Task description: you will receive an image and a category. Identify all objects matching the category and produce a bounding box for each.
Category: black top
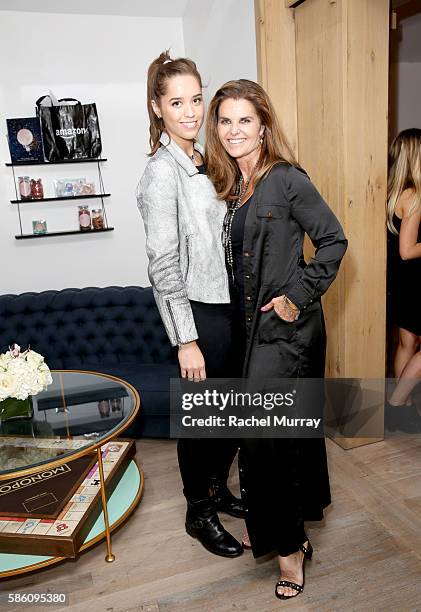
[229,197,252,313]
[388,212,421,335]
[196,163,207,175]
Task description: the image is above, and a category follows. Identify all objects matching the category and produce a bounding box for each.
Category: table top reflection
[0,370,139,478]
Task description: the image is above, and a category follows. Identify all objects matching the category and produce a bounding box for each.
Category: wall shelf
[11,194,111,204]
[5,158,108,167]
[15,228,114,240]
[7,157,112,239]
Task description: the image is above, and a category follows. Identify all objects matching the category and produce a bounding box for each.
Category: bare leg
[242,527,251,548]
[390,346,421,406]
[390,329,421,405]
[394,328,419,378]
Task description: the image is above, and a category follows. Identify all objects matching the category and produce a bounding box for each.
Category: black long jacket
[237,162,348,558]
[240,162,348,377]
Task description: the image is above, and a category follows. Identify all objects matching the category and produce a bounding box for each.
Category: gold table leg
[97,446,115,562]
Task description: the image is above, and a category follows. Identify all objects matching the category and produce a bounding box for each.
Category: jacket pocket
[257,309,297,344]
[256,204,286,219]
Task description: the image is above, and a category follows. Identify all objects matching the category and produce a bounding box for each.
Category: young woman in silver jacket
[137,51,244,558]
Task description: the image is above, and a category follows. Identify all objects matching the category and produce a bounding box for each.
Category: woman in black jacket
[206,80,348,600]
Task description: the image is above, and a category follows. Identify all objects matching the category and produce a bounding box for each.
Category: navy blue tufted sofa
[0,286,178,438]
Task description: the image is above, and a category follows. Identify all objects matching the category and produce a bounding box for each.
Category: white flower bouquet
[0,344,53,422]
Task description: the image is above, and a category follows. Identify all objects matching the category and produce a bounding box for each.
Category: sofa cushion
[0,286,176,368]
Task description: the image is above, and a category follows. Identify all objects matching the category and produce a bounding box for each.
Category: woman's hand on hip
[261,295,299,322]
[178,341,206,381]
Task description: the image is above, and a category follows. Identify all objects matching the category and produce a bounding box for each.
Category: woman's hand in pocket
[261,295,299,322]
[178,341,206,381]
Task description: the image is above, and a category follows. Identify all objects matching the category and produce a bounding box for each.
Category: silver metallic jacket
[137,132,230,347]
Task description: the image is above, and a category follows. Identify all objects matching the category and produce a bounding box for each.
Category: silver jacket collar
[159,132,204,177]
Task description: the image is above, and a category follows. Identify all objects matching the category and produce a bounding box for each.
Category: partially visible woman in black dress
[386,129,421,431]
[205,80,347,600]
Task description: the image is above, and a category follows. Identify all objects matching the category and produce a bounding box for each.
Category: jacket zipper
[166,299,181,344]
[185,234,191,282]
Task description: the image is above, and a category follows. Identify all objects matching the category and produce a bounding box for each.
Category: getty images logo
[55,127,87,136]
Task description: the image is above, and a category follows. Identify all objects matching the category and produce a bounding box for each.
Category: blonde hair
[387,128,421,234]
[146,50,202,156]
[205,79,298,201]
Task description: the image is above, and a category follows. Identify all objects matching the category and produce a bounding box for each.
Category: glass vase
[0,396,34,422]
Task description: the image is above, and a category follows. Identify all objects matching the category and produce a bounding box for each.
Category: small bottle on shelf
[18,176,32,200]
[32,219,48,234]
[91,209,105,230]
[30,178,44,199]
[78,205,91,231]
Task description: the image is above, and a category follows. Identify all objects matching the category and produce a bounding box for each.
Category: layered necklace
[222,168,255,285]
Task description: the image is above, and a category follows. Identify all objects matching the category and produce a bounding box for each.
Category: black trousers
[177,300,240,501]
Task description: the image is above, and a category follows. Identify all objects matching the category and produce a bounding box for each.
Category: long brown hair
[147,50,202,156]
[205,79,297,200]
[387,128,421,234]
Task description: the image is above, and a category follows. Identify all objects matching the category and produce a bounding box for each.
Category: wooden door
[255,0,390,447]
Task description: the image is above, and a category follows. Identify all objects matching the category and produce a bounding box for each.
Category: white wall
[0,10,184,294]
[0,2,258,295]
[393,62,421,133]
[389,11,421,138]
[183,0,257,107]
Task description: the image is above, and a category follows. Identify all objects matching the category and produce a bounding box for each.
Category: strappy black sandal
[275,540,313,600]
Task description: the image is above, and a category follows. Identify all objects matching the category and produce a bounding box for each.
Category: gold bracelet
[283,295,299,312]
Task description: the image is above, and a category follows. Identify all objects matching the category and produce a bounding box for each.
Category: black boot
[185,498,243,558]
[209,477,247,519]
[385,401,421,434]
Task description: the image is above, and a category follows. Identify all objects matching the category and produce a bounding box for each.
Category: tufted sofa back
[0,286,175,369]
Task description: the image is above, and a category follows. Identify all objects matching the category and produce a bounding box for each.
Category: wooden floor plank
[1,437,421,611]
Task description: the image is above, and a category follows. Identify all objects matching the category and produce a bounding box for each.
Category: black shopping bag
[36,95,102,161]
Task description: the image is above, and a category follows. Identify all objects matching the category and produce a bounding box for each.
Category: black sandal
[275,540,313,600]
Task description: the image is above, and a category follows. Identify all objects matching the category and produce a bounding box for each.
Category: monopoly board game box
[0,454,97,520]
[0,440,135,557]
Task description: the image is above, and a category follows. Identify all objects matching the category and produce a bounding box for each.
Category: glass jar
[78,205,91,231]
[110,398,122,413]
[30,178,44,199]
[32,219,48,235]
[91,209,104,230]
[98,400,110,418]
[18,176,32,200]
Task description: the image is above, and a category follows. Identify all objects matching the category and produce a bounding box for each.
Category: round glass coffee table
[0,370,142,579]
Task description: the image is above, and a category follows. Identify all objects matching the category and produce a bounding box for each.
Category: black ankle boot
[185,498,243,558]
[209,477,247,519]
[385,401,421,434]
